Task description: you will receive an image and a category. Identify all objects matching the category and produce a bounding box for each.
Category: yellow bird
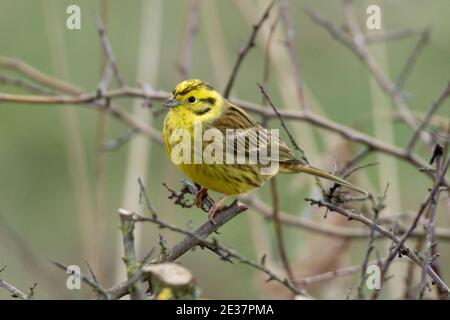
[162,79,366,222]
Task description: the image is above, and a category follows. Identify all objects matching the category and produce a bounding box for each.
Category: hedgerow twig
[223,0,275,98]
[0,266,35,300]
[406,82,450,153]
[419,145,445,299]
[118,209,144,300]
[305,186,450,297]
[395,28,430,90]
[52,261,110,299]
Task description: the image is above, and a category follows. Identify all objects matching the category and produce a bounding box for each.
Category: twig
[165,205,247,261]
[305,4,429,146]
[114,207,306,297]
[357,187,387,299]
[0,90,162,143]
[0,57,162,143]
[395,28,430,90]
[223,0,275,98]
[305,194,450,296]
[261,15,279,95]
[138,177,157,217]
[0,56,81,94]
[257,83,309,163]
[103,129,135,151]
[342,0,422,137]
[52,260,110,299]
[177,0,201,80]
[0,279,30,300]
[357,213,377,299]
[95,15,125,87]
[242,194,450,240]
[270,178,295,287]
[0,266,34,300]
[0,74,54,94]
[342,161,379,180]
[370,157,450,299]
[406,82,450,153]
[365,27,425,44]
[118,209,144,300]
[84,260,99,284]
[296,257,404,286]
[419,145,445,299]
[0,66,446,187]
[0,214,71,297]
[280,0,306,110]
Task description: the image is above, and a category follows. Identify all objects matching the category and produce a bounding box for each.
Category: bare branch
[118,209,145,300]
[95,15,125,88]
[270,178,296,286]
[395,28,430,90]
[223,0,275,98]
[243,194,450,240]
[0,74,54,94]
[305,3,430,146]
[419,145,445,299]
[177,0,201,80]
[371,157,450,298]
[406,82,450,153]
[52,260,110,299]
[0,267,34,300]
[257,83,309,163]
[305,192,450,296]
[365,27,425,44]
[280,0,306,110]
[116,207,307,298]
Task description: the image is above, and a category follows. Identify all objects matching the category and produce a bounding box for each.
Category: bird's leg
[208,195,230,224]
[194,186,211,209]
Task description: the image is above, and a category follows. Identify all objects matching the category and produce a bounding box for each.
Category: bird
[162,79,366,222]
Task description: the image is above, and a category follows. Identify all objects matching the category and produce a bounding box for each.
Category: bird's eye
[188,96,196,103]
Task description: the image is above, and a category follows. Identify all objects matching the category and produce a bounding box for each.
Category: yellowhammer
[162,79,365,222]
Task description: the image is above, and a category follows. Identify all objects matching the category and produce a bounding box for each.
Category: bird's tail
[279,161,367,195]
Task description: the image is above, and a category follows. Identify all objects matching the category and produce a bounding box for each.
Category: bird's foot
[194,187,212,210]
[207,195,230,225]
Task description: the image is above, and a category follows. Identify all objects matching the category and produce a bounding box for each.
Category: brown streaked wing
[207,102,296,163]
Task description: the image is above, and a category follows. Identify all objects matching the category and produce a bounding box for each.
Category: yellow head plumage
[162,79,225,128]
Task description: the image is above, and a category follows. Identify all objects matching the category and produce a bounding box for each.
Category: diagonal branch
[406,82,450,153]
[223,0,275,98]
[0,267,35,300]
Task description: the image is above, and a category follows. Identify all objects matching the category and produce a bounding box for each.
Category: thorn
[429,144,443,165]
[260,254,267,267]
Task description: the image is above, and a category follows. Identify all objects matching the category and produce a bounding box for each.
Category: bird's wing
[207,102,296,163]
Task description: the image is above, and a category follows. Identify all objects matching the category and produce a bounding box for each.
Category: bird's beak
[162,98,180,108]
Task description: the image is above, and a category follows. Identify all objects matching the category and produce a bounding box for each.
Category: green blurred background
[0,0,449,299]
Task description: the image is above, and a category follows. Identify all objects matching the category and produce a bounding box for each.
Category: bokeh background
[0,0,449,299]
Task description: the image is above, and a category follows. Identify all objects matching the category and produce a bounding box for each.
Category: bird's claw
[194,187,210,209]
[208,205,220,225]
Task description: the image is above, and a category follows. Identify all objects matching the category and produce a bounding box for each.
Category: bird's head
[162,79,224,123]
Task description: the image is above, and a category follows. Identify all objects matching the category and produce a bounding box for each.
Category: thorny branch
[306,194,450,297]
[371,156,450,299]
[419,145,446,299]
[0,266,36,300]
[107,180,307,298]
